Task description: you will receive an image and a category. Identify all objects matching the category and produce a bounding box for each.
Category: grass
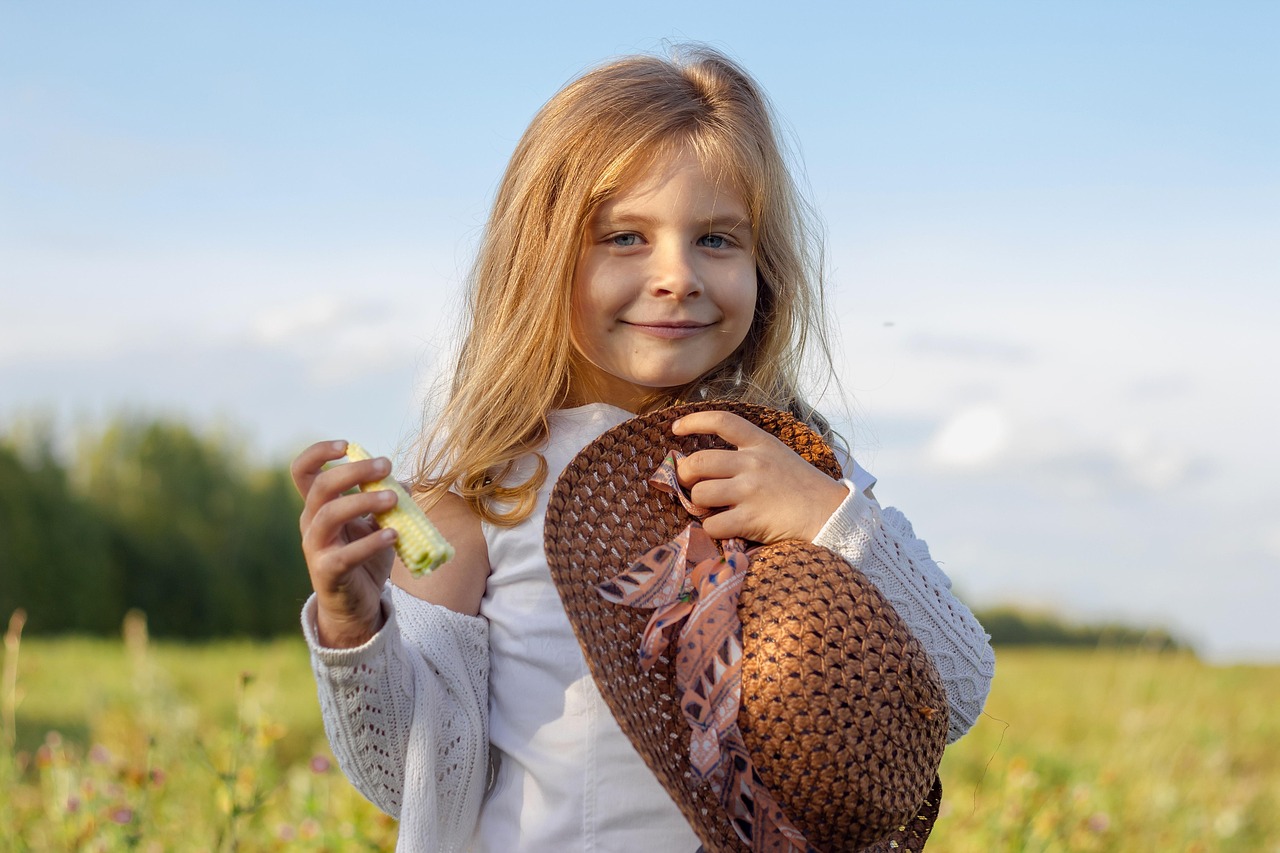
[2,611,396,852]
[4,612,1278,852]
[937,648,1280,852]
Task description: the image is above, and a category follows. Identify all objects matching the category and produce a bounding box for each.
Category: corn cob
[345,441,454,577]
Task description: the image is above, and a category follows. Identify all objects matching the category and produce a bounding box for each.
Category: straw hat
[544,401,948,852]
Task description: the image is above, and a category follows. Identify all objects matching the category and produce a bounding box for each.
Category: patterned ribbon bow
[597,451,814,853]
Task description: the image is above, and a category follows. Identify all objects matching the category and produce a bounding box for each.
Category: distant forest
[0,415,1187,650]
[1,416,308,637]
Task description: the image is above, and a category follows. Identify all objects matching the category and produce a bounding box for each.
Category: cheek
[571,249,605,307]
[568,272,615,360]
[570,284,601,337]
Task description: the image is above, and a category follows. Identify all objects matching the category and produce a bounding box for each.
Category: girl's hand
[291,440,397,648]
[672,411,848,544]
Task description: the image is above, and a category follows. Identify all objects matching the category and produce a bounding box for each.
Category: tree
[2,415,310,638]
[0,437,119,633]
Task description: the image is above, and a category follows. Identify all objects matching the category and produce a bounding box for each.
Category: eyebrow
[591,209,753,235]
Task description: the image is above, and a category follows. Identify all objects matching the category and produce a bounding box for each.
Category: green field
[4,629,1278,852]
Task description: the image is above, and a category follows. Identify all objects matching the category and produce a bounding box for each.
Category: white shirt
[477,403,699,850]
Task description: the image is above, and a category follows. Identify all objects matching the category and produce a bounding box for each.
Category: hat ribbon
[597,451,815,852]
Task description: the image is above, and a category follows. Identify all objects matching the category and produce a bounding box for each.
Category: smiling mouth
[623,321,714,340]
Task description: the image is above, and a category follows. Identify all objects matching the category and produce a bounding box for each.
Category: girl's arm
[291,442,492,848]
[811,484,995,742]
[672,412,995,743]
[389,491,492,616]
[302,585,489,845]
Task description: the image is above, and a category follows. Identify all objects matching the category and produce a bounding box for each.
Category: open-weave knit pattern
[304,586,490,853]
[545,402,948,852]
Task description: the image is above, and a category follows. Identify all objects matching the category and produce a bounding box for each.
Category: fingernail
[333,440,347,452]
[670,418,682,432]
[375,458,391,473]
[381,528,397,541]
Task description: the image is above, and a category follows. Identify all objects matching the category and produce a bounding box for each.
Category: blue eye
[610,234,640,247]
[698,234,729,249]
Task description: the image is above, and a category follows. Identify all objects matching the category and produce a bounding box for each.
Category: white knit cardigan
[303,417,995,852]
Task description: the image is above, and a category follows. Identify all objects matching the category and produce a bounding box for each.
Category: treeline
[979,606,1186,651]
[2,415,1190,648]
[1,416,310,638]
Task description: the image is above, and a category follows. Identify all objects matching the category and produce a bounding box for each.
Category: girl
[291,45,995,852]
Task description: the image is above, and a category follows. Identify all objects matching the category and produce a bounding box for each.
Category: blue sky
[2,2,1278,660]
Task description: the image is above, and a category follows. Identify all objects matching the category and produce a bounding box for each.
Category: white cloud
[1261,527,1280,563]
[247,295,428,384]
[1111,428,1200,493]
[252,295,346,345]
[0,243,461,370]
[925,404,1010,469]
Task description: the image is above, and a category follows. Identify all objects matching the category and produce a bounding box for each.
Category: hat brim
[544,402,947,852]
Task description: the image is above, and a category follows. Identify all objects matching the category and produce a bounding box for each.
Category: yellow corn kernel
[345,441,453,577]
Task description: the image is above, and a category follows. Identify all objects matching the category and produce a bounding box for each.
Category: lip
[622,321,714,340]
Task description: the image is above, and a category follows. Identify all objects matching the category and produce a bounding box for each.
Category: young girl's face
[569,147,757,411]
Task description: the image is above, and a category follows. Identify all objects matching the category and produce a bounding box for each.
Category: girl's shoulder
[391,491,491,617]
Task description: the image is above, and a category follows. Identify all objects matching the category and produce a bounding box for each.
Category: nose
[649,242,702,299]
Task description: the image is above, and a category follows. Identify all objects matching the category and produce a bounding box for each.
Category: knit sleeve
[302,584,490,851]
[812,483,995,743]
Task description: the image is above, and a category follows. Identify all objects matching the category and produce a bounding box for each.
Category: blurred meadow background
[2,1,1278,850]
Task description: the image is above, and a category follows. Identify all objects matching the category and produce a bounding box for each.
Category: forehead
[596,146,751,220]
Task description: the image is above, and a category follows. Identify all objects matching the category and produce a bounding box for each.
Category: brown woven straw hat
[544,401,949,852]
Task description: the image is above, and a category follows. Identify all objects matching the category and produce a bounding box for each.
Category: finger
[320,527,397,582]
[304,489,396,549]
[698,507,756,543]
[319,455,392,498]
[301,455,392,524]
[671,411,767,447]
[686,477,739,511]
[291,439,352,497]
[674,448,743,488]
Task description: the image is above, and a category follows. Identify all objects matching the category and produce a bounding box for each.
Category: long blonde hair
[413,45,837,525]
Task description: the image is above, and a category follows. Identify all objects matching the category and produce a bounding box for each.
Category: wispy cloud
[249,295,429,385]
